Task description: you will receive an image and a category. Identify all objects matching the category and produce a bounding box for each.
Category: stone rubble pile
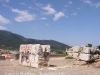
[19,44,50,68]
[67,46,100,61]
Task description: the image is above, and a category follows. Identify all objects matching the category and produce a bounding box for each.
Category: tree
[86,44,92,47]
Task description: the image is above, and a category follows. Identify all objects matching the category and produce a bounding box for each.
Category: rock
[72,53,79,59]
[82,47,91,54]
[79,54,90,61]
[72,46,81,53]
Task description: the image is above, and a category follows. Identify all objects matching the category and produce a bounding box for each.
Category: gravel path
[0,57,100,75]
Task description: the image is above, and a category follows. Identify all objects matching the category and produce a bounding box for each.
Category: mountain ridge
[0,30,71,51]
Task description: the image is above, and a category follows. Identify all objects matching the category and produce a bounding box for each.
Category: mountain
[0,30,71,51]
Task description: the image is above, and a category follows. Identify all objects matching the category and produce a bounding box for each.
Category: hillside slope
[0,30,71,51]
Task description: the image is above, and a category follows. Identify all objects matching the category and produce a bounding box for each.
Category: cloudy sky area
[0,0,100,46]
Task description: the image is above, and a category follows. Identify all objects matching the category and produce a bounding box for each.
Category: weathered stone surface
[41,45,50,67]
[67,46,100,61]
[82,47,91,54]
[72,53,79,59]
[79,54,90,61]
[41,45,50,53]
[72,46,81,53]
[19,44,50,68]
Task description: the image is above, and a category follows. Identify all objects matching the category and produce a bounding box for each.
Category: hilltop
[0,30,71,51]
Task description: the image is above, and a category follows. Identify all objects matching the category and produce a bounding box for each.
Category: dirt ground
[0,57,100,75]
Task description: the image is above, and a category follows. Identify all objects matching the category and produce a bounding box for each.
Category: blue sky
[0,0,100,46]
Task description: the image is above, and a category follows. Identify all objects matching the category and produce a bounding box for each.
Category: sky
[0,0,100,47]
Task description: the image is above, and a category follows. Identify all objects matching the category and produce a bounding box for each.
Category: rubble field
[0,57,100,75]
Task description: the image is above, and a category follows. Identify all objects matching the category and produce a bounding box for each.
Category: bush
[56,50,64,54]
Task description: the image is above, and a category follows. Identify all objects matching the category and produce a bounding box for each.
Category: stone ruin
[67,46,100,62]
[19,44,50,68]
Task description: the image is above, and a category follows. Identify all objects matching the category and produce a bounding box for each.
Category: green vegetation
[86,44,92,47]
[0,30,71,51]
[56,50,65,54]
[65,56,74,59]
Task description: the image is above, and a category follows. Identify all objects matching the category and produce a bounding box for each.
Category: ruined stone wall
[19,44,50,68]
[67,46,100,61]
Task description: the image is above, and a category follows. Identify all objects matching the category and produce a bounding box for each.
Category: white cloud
[0,0,10,3]
[65,1,72,7]
[53,12,65,21]
[11,8,36,22]
[41,17,47,20]
[42,4,56,15]
[82,0,100,8]
[20,3,26,5]
[66,16,68,18]
[69,1,72,4]
[2,4,11,8]
[41,4,65,21]
[45,23,49,27]
[64,4,69,7]
[0,25,7,30]
[0,15,10,24]
[78,7,81,10]
[83,0,93,6]
[2,4,7,7]
[33,0,35,2]
[95,2,100,8]
[5,0,9,3]
[28,6,33,9]
[71,12,77,16]
[35,3,43,7]
[28,6,37,10]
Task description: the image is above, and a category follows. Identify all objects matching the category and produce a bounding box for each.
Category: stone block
[79,53,90,61]
[19,44,50,68]
[72,53,79,59]
[82,47,91,54]
[72,46,80,53]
